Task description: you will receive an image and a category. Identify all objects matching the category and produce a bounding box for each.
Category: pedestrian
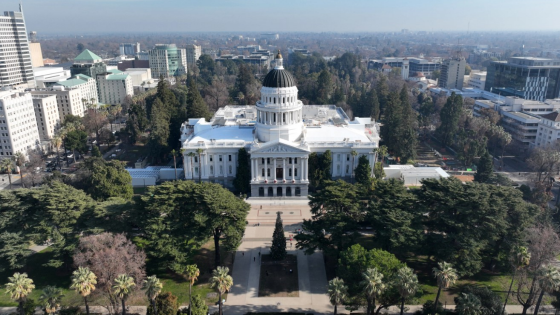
[258,251,261,257]
[254,257,256,262]
[242,252,244,256]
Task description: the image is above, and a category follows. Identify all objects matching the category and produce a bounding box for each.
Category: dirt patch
[258,254,299,297]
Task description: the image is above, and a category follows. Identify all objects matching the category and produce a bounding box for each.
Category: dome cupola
[262,50,296,88]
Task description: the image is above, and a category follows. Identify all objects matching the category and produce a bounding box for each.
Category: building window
[219,155,223,162]
[229,165,232,174]
[289,157,292,164]
[262,158,265,164]
[209,155,213,162]
[295,168,298,177]
[267,158,270,164]
[289,168,292,176]
[346,165,350,174]
[347,154,350,161]
[210,166,214,175]
[262,168,265,177]
[267,168,271,176]
[228,155,232,161]
[219,165,223,175]
[194,156,198,163]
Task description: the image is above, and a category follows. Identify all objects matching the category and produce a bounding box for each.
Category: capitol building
[180,52,380,197]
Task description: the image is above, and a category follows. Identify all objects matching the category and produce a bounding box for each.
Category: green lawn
[0,239,234,307]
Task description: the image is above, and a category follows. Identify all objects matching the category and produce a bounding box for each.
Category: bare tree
[516,224,560,315]
[204,78,230,111]
[74,233,146,315]
[82,105,109,148]
[23,150,44,187]
[527,145,560,185]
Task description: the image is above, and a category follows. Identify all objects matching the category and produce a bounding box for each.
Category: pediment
[251,140,309,154]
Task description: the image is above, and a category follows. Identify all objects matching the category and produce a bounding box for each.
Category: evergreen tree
[91,145,101,158]
[369,88,380,121]
[82,157,133,201]
[317,69,333,104]
[355,155,372,187]
[233,64,256,105]
[474,150,493,183]
[233,148,250,195]
[437,93,463,147]
[376,76,389,116]
[186,78,211,120]
[373,162,385,180]
[396,84,417,163]
[270,211,287,260]
[380,92,401,154]
[149,98,171,161]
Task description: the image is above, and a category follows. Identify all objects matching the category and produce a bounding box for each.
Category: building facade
[31,93,59,140]
[535,111,560,148]
[32,87,86,120]
[70,49,107,98]
[485,57,560,102]
[181,53,380,197]
[186,44,202,68]
[439,57,466,90]
[97,70,133,105]
[119,43,140,56]
[148,44,187,79]
[0,6,35,88]
[0,89,40,158]
[33,66,71,88]
[29,42,44,67]
[55,74,98,105]
[368,56,443,79]
[465,71,487,90]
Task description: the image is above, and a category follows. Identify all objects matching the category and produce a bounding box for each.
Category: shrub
[147,292,178,315]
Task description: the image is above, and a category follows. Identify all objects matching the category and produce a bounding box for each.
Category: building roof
[106,74,129,81]
[74,74,92,80]
[541,111,560,122]
[74,49,102,63]
[56,78,87,88]
[107,69,123,74]
[262,68,296,88]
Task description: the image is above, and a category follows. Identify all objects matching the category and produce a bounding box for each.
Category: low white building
[0,89,41,158]
[181,52,380,197]
[97,70,134,105]
[33,66,70,88]
[535,111,560,148]
[465,71,487,90]
[383,165,450,186]
[31,94,60,140]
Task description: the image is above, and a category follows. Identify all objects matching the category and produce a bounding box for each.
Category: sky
[12,0,560,34]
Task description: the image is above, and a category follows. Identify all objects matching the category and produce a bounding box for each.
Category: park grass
[0,239,234,307]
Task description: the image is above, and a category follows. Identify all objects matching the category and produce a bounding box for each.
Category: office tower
[119,43,141,56]
[70,49,107,99]
[440,57,466,90]
[485,57,560,101]
[0,5,35,88]
[148,44,187,79]
[186,44,202,68]
[0,89,41,157]
[31,94,60,140]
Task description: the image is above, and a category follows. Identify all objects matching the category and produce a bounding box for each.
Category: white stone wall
[98,75,133,105]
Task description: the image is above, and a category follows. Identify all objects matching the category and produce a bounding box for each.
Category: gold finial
[276,50,282,59]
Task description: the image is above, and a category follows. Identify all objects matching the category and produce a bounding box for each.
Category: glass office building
[485,57,560,101]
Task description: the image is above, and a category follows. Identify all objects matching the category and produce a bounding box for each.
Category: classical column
[283,158,286,181]
[292,159,295,181]
[251,158,256,180]
[304,158,308,181]
[264,158,268,181]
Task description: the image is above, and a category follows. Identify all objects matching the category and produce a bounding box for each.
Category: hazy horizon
[12,0,560,34]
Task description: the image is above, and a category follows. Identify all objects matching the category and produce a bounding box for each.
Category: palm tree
[502,246,531,315]
[5,272,35,315]
[432,262,458,315]
[187,152,196,180]
[351,150,358,182]
[328,277,348,315]
[456,293,482,315]
[182,265,200,315]
[52,135,63,171]
[196,148,203,183]
[70,266,97,315]
[1,158,15,189]
[14,152,25,188]
[170,149,178,180]
[533,266,560,315]
[209,266,233,315]
[361,268,385,315]
[395,267,419,315]
[113,274,136,315]
[39,286,64,315]
[142,276,162,315]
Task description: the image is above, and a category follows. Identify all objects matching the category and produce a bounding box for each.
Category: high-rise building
[31,94,60,141]
[54,74,99,105]
[485,57,560,102]
[0,6,35,88]
[186,44,202,68]
[70,49,107,99]
[439,57,466,90]
[0,89,41,158]
[119,43,141,56]
[148,44,187,79]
